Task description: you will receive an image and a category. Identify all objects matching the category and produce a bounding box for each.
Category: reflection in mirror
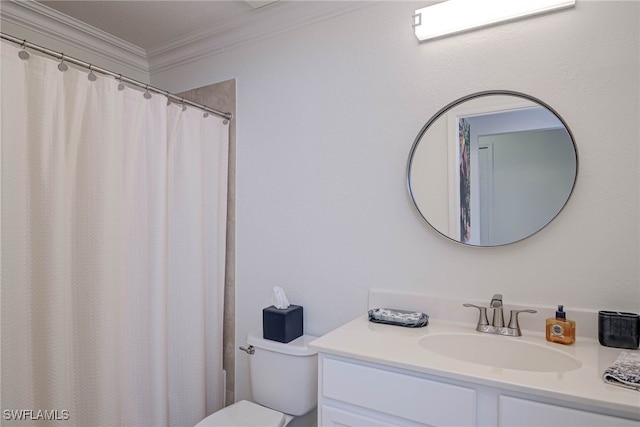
[407,91,577,247]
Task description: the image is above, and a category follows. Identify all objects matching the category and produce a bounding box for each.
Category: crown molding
[2,0,378,77]
[0,0,149,74]
[145,1,378,74]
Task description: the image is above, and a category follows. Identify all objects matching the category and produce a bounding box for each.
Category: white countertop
[310,316,640,418]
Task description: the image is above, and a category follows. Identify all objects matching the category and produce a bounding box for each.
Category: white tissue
[271,286,290,309]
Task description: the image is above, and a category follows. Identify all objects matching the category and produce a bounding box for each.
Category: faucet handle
[507,309,537,336]
[463,303,490,330]
[490,294,503,307]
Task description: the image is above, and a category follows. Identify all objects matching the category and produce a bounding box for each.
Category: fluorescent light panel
[414,0,576,41]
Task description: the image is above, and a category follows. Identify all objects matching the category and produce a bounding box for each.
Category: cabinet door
[321,405,406,427]
[322,357,476,426]
[499,396,639,427]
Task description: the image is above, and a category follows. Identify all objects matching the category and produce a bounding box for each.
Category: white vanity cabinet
[317,354,640,427]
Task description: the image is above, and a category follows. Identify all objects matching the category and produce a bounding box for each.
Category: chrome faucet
[464,294,536,337]
[490,294,505,328]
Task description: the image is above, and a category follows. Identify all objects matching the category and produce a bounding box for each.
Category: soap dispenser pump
[546,305,576,345]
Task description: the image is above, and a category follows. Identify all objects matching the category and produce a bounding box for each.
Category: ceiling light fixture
[413,0,576,41]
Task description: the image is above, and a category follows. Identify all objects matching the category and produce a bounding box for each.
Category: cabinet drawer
[321,405,402,427]
[499,395,639,427]
[322,357,476,426]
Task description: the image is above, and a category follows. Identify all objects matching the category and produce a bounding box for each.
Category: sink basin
[419,333,581,372]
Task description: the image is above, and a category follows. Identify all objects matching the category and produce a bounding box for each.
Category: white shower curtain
[1,41,228,427]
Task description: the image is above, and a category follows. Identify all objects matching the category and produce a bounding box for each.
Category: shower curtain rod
[1,32,233,122]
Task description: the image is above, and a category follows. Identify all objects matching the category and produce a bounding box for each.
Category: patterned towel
[603,351,640,391]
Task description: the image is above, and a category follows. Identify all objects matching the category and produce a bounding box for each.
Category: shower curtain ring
[87,64,97,81]
[18,40,30,60]
[117,74,125,91]
[143,85,152,99]
[58,54,68,72]
[181,98,187,112]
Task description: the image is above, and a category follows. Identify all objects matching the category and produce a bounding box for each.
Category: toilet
[195,330,318,427]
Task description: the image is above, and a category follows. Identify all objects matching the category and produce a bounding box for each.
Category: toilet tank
[246,330,318,416]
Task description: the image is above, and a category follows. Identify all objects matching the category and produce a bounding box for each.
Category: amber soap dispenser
[546,305,576,345]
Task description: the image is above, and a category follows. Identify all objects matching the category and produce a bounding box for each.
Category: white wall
[151,1,640,402]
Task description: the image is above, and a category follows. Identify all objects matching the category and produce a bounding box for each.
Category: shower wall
[178,79,237,406]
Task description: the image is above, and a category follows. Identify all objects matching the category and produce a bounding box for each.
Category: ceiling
[37,1,282,50]
[3,1,374,74]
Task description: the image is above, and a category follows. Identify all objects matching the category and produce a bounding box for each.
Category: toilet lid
[195,400,286,427]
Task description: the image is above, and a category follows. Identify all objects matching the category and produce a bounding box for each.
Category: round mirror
[407,91,577,247]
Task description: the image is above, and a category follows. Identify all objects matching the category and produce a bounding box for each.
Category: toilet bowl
[195,330,318,427]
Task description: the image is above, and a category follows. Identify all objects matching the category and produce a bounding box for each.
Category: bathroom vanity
[310,315,640,427]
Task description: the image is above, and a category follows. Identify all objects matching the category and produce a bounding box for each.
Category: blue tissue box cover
[263,305,303,343]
